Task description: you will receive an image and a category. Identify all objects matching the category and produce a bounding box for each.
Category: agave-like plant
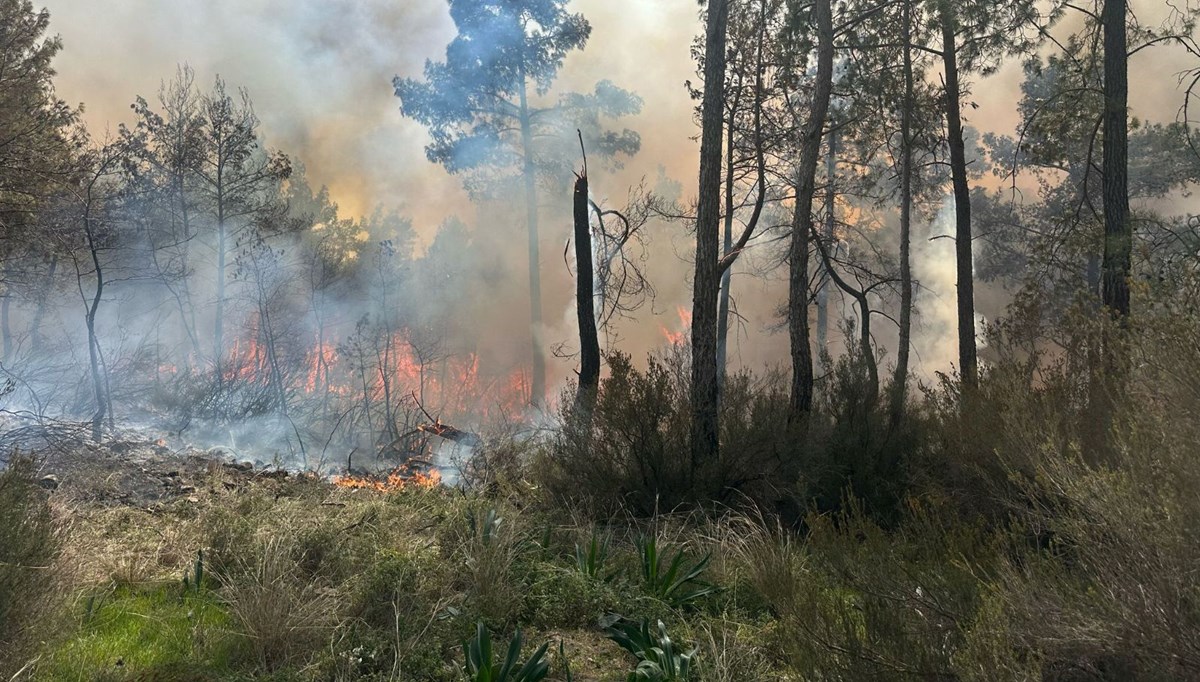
[606,618,695,682]
[575,532,614,581]
[636,535,717,608]
[463,621,550,682]
[467,508,503,547]
[181,549,205,593]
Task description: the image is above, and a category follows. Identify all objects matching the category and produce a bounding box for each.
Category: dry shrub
[695,619,773,682]
[955,311,1200,679]
[734,503,992,680]
[455,505,526,626]
[0,456,64,677]
[543,352,794,517]
[901,296,1200,679]
[218,534,339,671]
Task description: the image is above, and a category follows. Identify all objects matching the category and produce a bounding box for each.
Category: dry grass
[218,534,340,672]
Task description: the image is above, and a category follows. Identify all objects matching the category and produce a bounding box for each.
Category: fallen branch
[417,421,482,447]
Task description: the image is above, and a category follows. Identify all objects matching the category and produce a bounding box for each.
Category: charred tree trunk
[690,0,731,470]
[518,65,546,409]
[789,0,835,422]
[1102,0,1130,319]
[938,0,977,391]
[891,0,915,425]
[573,171,600,407]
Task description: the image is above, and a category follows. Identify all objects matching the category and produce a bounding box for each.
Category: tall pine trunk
[938,0,977,390]
[1102,0,1130,318]
[1087,0,1130,462]
[789,0,835,422]
[518,69,546,409]
[817,133,836,366]
[891,0,915,424]
[214,179,227,390]
[716,104,737,388]
[689,0,731,470]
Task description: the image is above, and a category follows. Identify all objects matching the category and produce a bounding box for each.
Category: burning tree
[393,0,642,408]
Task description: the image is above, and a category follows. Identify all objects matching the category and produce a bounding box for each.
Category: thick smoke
[32,0,1200,419]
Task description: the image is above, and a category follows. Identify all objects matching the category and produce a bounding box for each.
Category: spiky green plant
[636,536,716,608]
[181,549,205,593]
[574,532,613,581]
[463,621,550,682]
[606,618,695,681]
[468,508,503,547]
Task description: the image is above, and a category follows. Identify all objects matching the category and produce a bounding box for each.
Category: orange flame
[332,465,441,492]
[660,305,692,346]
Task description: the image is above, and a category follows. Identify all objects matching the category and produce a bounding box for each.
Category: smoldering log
[417,421,482,447]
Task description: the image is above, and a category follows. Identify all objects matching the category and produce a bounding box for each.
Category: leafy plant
[636,536,716,608]
[575,532,614,581]
[606,618,696,681]
[462,621,550,682]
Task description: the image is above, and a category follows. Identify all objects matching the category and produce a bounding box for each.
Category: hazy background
[39,0,1200,387]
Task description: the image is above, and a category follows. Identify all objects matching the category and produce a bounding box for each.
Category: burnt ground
[11,428,300,510]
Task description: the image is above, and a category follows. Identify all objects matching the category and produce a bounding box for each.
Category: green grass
[41,584,239,681]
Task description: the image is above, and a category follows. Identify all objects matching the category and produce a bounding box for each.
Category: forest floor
[13,434,759,682]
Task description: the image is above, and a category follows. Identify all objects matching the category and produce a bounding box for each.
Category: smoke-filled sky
[42,0,702,229]
[39,0,1200,381]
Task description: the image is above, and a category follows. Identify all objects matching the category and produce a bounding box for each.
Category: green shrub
[523,563,621,628]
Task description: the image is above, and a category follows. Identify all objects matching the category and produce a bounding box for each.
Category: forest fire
[332,464,441,492]
[660,306,692,346]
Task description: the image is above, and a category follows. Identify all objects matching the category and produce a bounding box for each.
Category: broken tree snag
[418,420,482,447]
[574,130,601,406]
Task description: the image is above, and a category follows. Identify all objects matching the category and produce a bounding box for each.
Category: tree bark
[1101,0,1130,318]
[789,0,835,422]
[690,0,731,470]
[83,210,108,442]
[1,289,11,364]
[214,170,226,389]
[518,68,546,409]
[716,100,737,389]
[814,233,879,404]
[891,0,915,425]
[573,172,600,407]
[938,0,978,390]
[817,132,836,367]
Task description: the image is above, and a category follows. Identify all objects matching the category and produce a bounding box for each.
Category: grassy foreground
[4,465,785,681]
